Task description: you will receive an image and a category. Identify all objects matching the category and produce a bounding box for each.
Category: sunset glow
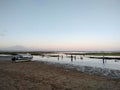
[0,0,120,51]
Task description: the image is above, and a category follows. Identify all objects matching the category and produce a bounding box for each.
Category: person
[12,56,16,62]
[71,55,73,62]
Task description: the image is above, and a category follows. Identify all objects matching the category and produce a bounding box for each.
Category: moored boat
[12,53,33,62]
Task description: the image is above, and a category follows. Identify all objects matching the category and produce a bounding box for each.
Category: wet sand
[0,60,120,90]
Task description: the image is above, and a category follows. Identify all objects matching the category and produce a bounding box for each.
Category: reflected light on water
[33,54,120,70]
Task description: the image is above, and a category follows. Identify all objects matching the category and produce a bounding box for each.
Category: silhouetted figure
[71,55,73,62]
[103,59,105,64]
[102,55,105,64]
[80,57,83,60]
[61,55,63,59]
[12,57,16,62]
[42,55,44,58]
[74,56,76,60]
[114,60,118,62]
[58,55,59,60]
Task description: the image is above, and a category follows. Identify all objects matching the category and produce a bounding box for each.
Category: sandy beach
[0,60,120,90]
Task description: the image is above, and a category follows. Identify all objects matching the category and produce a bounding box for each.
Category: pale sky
[0,0,120,51]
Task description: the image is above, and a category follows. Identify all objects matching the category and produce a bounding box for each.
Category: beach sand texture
[0,61,120,90]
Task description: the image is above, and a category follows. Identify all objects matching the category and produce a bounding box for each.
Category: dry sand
[0,60,120,90]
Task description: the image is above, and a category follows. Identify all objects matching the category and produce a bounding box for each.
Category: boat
[12,53,33,62]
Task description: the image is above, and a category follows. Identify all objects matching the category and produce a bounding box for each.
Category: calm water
[33,54,120,70]
[0,54,120,70]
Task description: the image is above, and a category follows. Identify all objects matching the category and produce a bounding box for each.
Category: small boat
[12,53,33,62]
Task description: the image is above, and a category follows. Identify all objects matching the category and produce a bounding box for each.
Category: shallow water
[33,54,120,70]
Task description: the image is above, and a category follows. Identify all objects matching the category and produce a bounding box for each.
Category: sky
[0,0,120,51]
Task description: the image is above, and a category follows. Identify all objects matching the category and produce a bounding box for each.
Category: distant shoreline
[0,51,120,56]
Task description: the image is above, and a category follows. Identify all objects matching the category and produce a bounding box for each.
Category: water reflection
[33,54,120,70]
